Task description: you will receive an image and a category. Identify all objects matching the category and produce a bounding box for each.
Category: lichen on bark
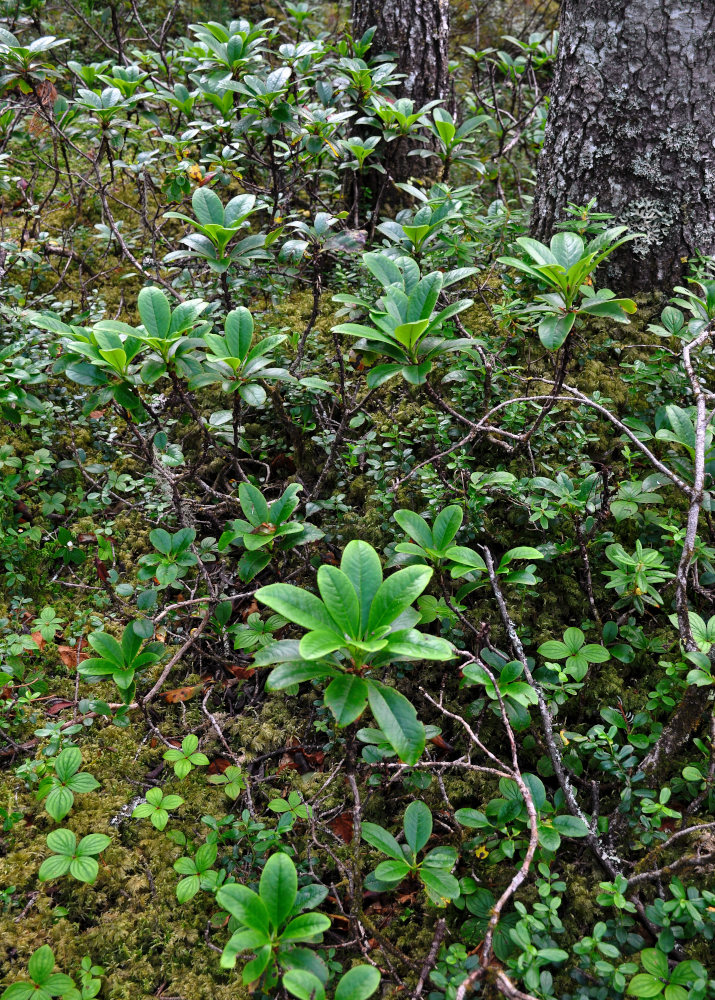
[531,0,715,292]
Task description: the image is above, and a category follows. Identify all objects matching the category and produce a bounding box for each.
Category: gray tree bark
[351,0,450,110]
[531,0,715,294]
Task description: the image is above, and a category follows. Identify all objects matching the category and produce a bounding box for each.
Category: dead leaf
[47,700,75,715]
[207,757,232,775]
[429,734,455,751]
[14,500,33,521]
[30,631,45,652]
[57,640,90,668]
[226,664,255,680]
[241,600,259,621]
[329,811,354,843]
[269,453,296,476]
[276,754,299,775]
[162,683,205,704]
[281,744,324,773]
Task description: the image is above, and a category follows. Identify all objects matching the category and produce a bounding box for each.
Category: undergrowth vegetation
[0,2,714,999]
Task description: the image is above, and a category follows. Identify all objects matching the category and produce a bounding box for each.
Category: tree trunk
[351,0,450,111]
[531,1,715,294]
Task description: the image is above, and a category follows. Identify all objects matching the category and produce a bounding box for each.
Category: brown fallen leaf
[276,753,299,775]
[162,683,206,704]
[329,811,354,844]
[429,734,455,752]
[207,757,232,775]
[30,631,45,652]
[241,600,259,621]
[14,500,33,521]
[47,700,75,716]
[269,453,296,476]
[279,744,324,774]
[57,640,90,669]
[226,664,255,680]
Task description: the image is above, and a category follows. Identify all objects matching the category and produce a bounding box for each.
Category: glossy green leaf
[192,187,224,227]
[340,541,383,634]
[361,822,405,862]
[216,883,270,935]
[538,312,576,350]
[432,506,463,550]
[366,565,432,634]
[280,912,331,942]
[403,800,432,855]
[316,565,360,637]
[374,859,411,882]
[552,815,589,837]
[283,970,326,1000]
[394,509,433,549]
[627,973,666,997]
[138,287,171,341]
[324,675,369,726]
[334,965,381,1000]
[266,661,339,689]
[367,681,424,765]
[259,852,297,929]
[256,583,334,632]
